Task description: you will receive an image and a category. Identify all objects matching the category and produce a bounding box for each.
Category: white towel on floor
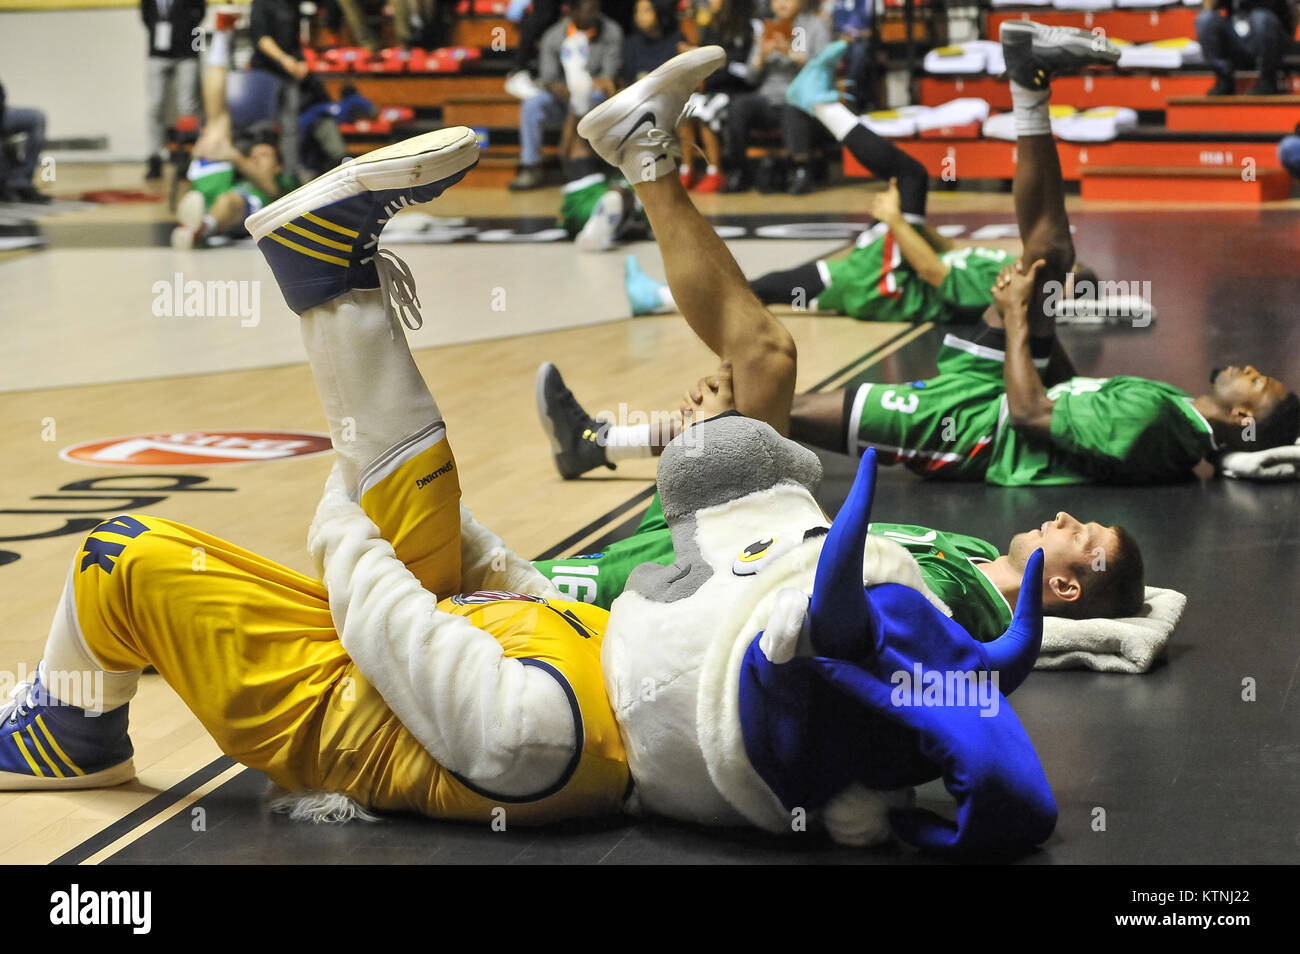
[1034,586,1186,673]
[1221,438,1300,481]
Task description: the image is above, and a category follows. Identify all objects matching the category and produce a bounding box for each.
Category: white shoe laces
[374,248,424,331]
[1,679,37,725]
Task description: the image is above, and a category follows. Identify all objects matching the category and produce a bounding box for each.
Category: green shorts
[852,335,1008,480]
[187,159,272,216]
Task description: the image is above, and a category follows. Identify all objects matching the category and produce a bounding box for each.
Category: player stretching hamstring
[623,38,1104,324]
[535,32,1146,635]
[554,22,1300,486]
[171,20,298,250]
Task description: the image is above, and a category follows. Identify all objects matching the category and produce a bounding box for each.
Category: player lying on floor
[0,54,1059,854]
[570,24,1300,486]
[171,22,298,251]
[623,38,1111,324]
[537,361,1145,632]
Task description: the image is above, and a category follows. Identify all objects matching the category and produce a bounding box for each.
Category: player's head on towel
[1199,366,1299,453]
[1007,512,1145,620]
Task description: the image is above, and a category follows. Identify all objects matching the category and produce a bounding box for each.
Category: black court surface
[42,208,1300,867]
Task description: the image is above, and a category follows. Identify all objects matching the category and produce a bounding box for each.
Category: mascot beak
[809,449,884,660]
[980,548,1045,695]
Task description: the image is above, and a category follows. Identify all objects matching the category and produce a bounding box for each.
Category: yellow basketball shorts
[67,424,628,823]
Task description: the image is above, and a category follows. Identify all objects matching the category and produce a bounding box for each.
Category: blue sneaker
[786,40,849,115]
[625,254,669,316]
[246,126,480,316]
[0,671,134,790]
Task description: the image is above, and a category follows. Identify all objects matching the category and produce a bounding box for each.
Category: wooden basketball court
[2,159,1299,868]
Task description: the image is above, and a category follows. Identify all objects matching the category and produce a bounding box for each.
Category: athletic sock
[207,29,233,69]
[1010,81,1051,137]
[604,424,654,461]
[842,124,927,224]
[812,101,861,142]
[705,164,718,175]
[198,214,216,238]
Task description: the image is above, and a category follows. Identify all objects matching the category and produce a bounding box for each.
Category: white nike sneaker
[576,46,726,184]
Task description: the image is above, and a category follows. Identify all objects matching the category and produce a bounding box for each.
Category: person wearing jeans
[510,0,623,191]
[1195,0,1296,95]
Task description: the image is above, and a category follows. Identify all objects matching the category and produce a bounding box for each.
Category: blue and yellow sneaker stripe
[263,210,360,269]
[7,715,86,779]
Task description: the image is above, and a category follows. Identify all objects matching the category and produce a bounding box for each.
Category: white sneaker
[576,46,726,183]
[505,70,544,101]
[576,189,623,252]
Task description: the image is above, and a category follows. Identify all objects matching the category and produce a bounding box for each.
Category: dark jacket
[249,0,306,79]
[623,30,683,85]
[700,18,759,94]
[141,0,207,59]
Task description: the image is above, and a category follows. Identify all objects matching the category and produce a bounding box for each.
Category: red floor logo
[61,430,332,467]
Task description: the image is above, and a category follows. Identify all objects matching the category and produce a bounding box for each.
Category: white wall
[1,9,152,160]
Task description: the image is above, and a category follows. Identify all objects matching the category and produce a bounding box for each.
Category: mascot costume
[307,411,1056,855]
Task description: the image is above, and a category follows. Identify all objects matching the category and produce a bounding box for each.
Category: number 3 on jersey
[880,389,919,414]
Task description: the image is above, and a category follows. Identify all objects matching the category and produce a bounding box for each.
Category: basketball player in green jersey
[601,23,1300,486]
[623,39,1099,324]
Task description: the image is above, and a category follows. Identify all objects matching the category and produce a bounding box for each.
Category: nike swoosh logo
[616,111,658,149]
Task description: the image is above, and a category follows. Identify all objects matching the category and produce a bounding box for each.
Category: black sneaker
[146,154,164,180]
[1000,20,1120,91]
[1207,74,1236,96]
[535,362,615,479]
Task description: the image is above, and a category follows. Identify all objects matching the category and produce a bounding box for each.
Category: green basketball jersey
[532,498,1012,644]
[817,226,1013,324]
[868,522,1012,644]
[987,376,1216,486]
[852,335,1006,478]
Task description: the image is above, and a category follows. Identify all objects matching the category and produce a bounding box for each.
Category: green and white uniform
[187,157,296,217]
[851,333,1217,485]
[533,500,1012,643]
[816,223,1015,323]
[557,173,646,238]
[988,375,1217,486]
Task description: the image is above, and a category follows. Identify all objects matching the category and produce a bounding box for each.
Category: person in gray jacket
[510,0,624,191]
[723,0,829,195]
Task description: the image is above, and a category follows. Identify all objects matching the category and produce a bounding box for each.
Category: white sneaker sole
[0,757,135,792]
[245,127,480,243]
[176,189,206,232]
[576,46,726,152]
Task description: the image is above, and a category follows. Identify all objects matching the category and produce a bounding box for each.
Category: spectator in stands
[249,0,313,177]
[0,81,51,205]
[1280,124,1300,178]
[827,0,873,109]
[723,0,829,195]
[142,0,207,181]
[679,0,759,193]
[623,0,684,86]
[1196,0,1297,95]
[506,0,565,99]
[330,0,383,56]
[509,0,624,191]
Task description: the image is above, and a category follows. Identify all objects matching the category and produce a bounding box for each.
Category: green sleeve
[1047,377,1207,477]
